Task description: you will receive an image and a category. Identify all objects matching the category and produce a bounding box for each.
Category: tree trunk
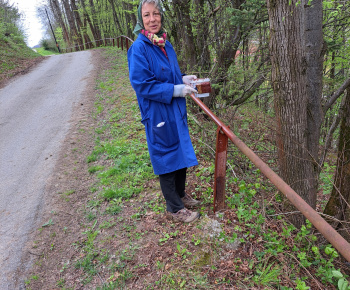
[62,0,82,50]
[172,0,197,69]
[193,0,211,71]
[122,1,133,38]
[267,0,323,227]
[79,0,97,47]
[71,0,92,49]
[324,89,350,241]
[88,0,103,46]
[106,0,121,35]
[50,0,70,46]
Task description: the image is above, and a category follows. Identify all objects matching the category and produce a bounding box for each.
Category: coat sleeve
[128,41,174,104]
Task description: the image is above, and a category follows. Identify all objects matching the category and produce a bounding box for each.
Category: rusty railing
[189,93,350,263]
[61,36,134,53]
[59,34,350,262]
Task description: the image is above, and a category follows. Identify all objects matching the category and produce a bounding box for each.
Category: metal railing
[60,34,350,262]
[189,93,350,263]
[61,36,134,53]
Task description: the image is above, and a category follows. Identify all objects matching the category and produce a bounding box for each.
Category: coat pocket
[152,120,179,148]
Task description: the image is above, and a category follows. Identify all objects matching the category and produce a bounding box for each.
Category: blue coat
[127,33,198,175]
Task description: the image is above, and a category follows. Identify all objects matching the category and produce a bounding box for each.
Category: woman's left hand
[182,75,197,85]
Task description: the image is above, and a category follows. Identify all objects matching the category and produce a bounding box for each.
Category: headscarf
[133,0,166,37]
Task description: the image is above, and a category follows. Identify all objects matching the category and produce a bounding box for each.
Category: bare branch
[323,76,350,113]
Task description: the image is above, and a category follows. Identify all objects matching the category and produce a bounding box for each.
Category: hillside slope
[0,36,44,87]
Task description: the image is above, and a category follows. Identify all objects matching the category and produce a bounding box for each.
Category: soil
[0,56,45,89]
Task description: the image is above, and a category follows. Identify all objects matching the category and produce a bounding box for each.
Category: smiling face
[142,2,162,34]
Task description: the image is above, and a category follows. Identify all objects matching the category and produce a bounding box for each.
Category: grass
[35,47,60,56]
[25,46,350,289]
[0,36,41,82]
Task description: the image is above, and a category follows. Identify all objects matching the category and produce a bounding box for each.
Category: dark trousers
[159,168,187,213]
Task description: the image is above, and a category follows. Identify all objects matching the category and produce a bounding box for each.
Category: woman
[128,0,200,223]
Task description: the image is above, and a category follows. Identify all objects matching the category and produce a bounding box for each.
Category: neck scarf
[141,29,166,47]
[133,0,165,37]
[142,29,168,57]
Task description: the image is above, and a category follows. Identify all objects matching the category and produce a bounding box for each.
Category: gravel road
[0,50,94,289]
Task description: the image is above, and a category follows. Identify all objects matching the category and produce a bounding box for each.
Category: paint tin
[190,78,212,98]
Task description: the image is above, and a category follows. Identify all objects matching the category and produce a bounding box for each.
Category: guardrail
[61,36,134,53]
[60,35,350,262]
[189,93,350,263]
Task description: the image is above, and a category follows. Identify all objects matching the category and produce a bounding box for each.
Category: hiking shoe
[168,208,200,223]
[181,193,200,208]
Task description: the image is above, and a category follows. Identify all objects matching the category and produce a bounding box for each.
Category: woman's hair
[141,0,160,6]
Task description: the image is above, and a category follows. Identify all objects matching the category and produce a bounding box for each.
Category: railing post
[214,127,228,212]
[126,38,129,50]
[121,38,124,50]
[113,39,115,47]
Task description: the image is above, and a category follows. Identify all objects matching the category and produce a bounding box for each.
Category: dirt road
[0,50,94,289]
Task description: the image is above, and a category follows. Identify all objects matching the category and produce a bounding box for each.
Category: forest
[3,0,350,287]
[40,0,350,238]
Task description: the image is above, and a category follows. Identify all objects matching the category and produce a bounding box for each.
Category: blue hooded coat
[127,33,198,175]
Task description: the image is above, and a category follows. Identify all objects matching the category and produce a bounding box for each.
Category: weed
[88,165,104,174]
[42,219,54,227]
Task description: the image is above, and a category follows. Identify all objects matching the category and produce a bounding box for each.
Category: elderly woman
[127,0,200,223]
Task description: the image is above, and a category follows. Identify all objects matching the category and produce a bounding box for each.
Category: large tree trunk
[324,89,350,241]
[267,0,323,227]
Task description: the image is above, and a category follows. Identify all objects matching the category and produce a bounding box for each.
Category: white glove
[182,75,197,85]
[173,84,197,98]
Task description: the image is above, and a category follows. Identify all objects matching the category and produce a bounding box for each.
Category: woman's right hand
[173,84,197,98]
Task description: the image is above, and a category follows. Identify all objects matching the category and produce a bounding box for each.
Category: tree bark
[88,0,103,46]
[50,0,70,46]
[172,0,197,69]
[324,89,350,241]
[71,0,92,49]
[62,0,83,50]
[108,0,123,35]
[267,0,323,227]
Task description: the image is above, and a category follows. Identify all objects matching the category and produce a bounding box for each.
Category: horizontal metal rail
[61,36,134,53]
[190,93,350,262]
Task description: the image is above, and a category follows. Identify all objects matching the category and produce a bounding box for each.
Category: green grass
[0,37,41,80]
[35,47,60,56]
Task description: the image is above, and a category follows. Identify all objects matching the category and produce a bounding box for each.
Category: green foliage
[228,0,267,29]
[0,1,24,42]
[253,263,281,287]
[40,38,58,52]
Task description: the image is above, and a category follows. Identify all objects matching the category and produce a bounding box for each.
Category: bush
[40,38,58,52]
